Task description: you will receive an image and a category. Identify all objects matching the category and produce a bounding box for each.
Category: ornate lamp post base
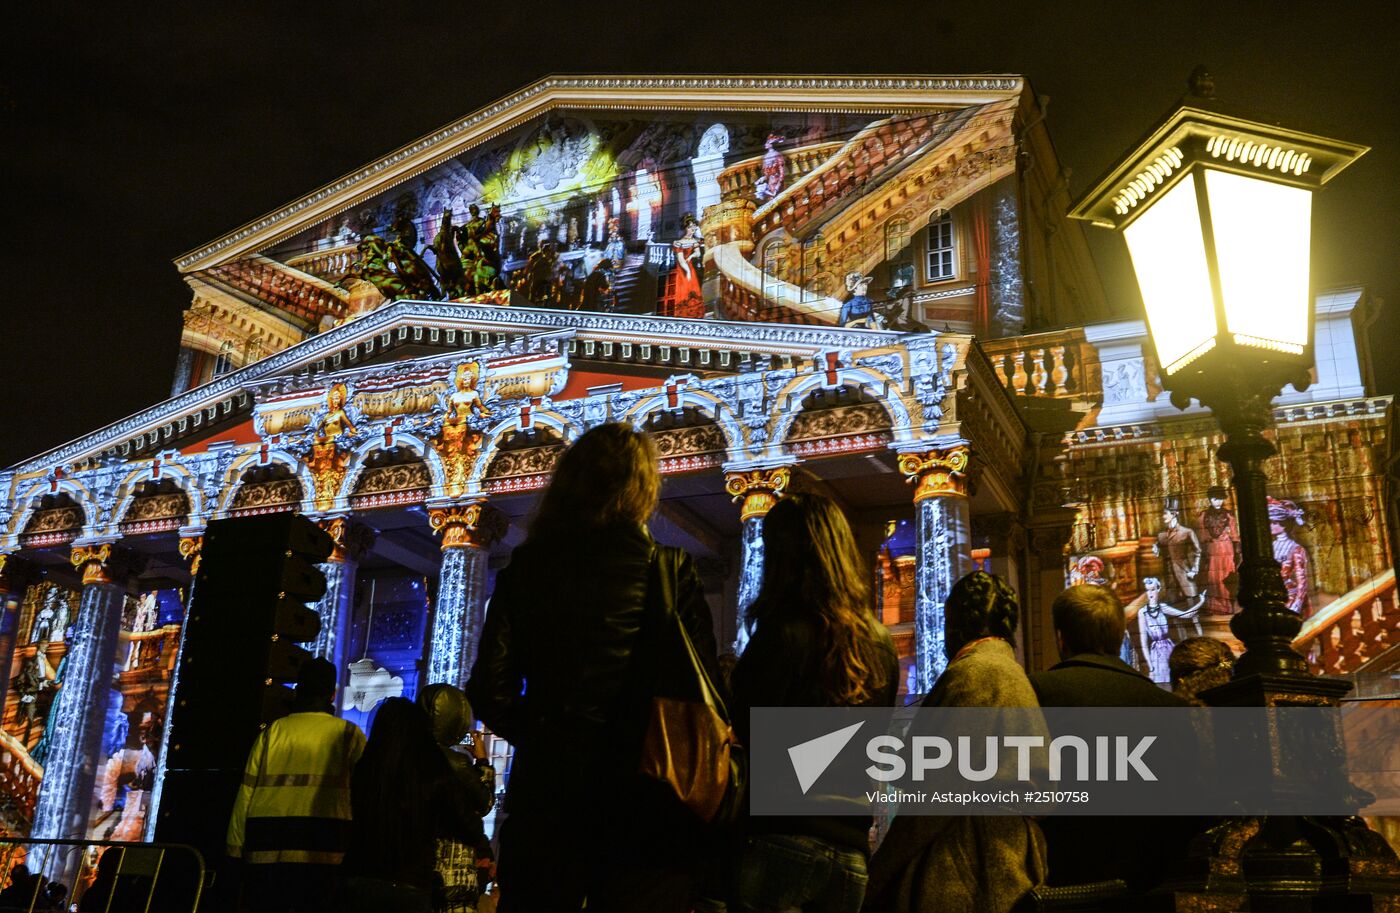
[1157,370,1400,908]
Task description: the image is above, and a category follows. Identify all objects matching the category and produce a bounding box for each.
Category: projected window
[886,217,911,261]
[212,343,234,378]
[925,211,956,282]
[762,239,789,306]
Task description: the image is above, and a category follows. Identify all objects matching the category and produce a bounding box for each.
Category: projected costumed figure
[668,214,705,319]
[29,587,61,644]
[97,728,158,841]
[31,654,76,765]
[386,216,442,300]
[1071,556,1139,666]
[552,263,576,310]
[603,217,625,268]
[757,133,785,200]
[838,272,882,329]
[472,204,504,295]
[13,654,46,743]
[320,383,356,441]
[515,242,557,303]
[430,209,468,299]
[351,235,410,302]
[1199,486,1241,615]
[1152,498,1201,608]
[1138,576,1203,685]
[581,258,613,312]
[455,205,490,296]
[447,362,490,425]
[1268,497,1312,618]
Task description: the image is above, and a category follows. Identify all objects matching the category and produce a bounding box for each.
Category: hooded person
[417,683,496,820]
[417,683,496,912]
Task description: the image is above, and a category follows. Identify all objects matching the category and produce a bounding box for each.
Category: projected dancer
[1138,576,1203,684]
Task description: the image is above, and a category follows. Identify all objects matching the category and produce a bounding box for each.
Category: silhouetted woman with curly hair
[863,571,1047,913]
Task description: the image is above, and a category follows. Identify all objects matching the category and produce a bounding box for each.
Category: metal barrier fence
[0,838,203,913]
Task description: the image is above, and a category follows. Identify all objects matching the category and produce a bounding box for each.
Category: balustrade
[285,246,359,282]
[981,331,1098,401]
[121,625,180,674]
[1295,569,1398,674]
[0,729,42,823]
[716,142,844,201]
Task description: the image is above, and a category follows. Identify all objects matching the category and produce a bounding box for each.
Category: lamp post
[1069,70,1367,682]
[1070,72,1400,909]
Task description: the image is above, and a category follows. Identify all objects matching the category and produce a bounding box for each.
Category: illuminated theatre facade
[0,76,1394,841]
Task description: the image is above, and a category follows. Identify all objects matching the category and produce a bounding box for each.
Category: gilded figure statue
[318,383,357,442]
[446,362,490,425]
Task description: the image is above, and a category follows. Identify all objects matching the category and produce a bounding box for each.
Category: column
[427,503,507,689]
[1023,510,1077,674]
[897,446,973,692]
[31,544,143,844]
[974,513,1028,664]
[723,465,792,652]
[313,517,375,680]
[145,533,201,841]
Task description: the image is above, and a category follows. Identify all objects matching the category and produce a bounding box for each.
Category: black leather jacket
[467,521,717,807]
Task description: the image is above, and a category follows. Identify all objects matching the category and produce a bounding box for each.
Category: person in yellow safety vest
[227,658,366,913]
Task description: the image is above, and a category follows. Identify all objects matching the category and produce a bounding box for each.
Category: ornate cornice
[10,300,903,476]
[1064,395,1392,449]
[474,305,901,354]
[175,74,1024,273]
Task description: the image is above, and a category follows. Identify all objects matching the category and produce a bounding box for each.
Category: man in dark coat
[1030,585,1197,892]
[1031,584,1189,709]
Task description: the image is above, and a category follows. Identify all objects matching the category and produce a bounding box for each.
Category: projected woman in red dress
[668,213,705,319]
[1199,486,1241,615]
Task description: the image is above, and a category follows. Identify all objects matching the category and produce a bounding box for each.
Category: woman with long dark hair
[468,422,718,913]
[342,697,469,913]
[730,492,899,913]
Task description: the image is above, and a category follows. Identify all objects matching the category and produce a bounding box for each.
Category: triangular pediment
[177,75,1026,274]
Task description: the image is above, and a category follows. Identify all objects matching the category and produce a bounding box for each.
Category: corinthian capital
[428,502,508,551]
[724,465,793,521]
[70,543,144,586]
[897,445,971,501]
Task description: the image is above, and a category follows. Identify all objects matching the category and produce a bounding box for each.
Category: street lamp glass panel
[1123,178,1217,374]
[1204,169,1311,354]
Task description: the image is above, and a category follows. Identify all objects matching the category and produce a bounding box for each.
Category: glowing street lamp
[1071,71,1367,678]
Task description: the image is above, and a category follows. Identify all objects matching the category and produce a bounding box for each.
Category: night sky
[3,2,1395,468]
